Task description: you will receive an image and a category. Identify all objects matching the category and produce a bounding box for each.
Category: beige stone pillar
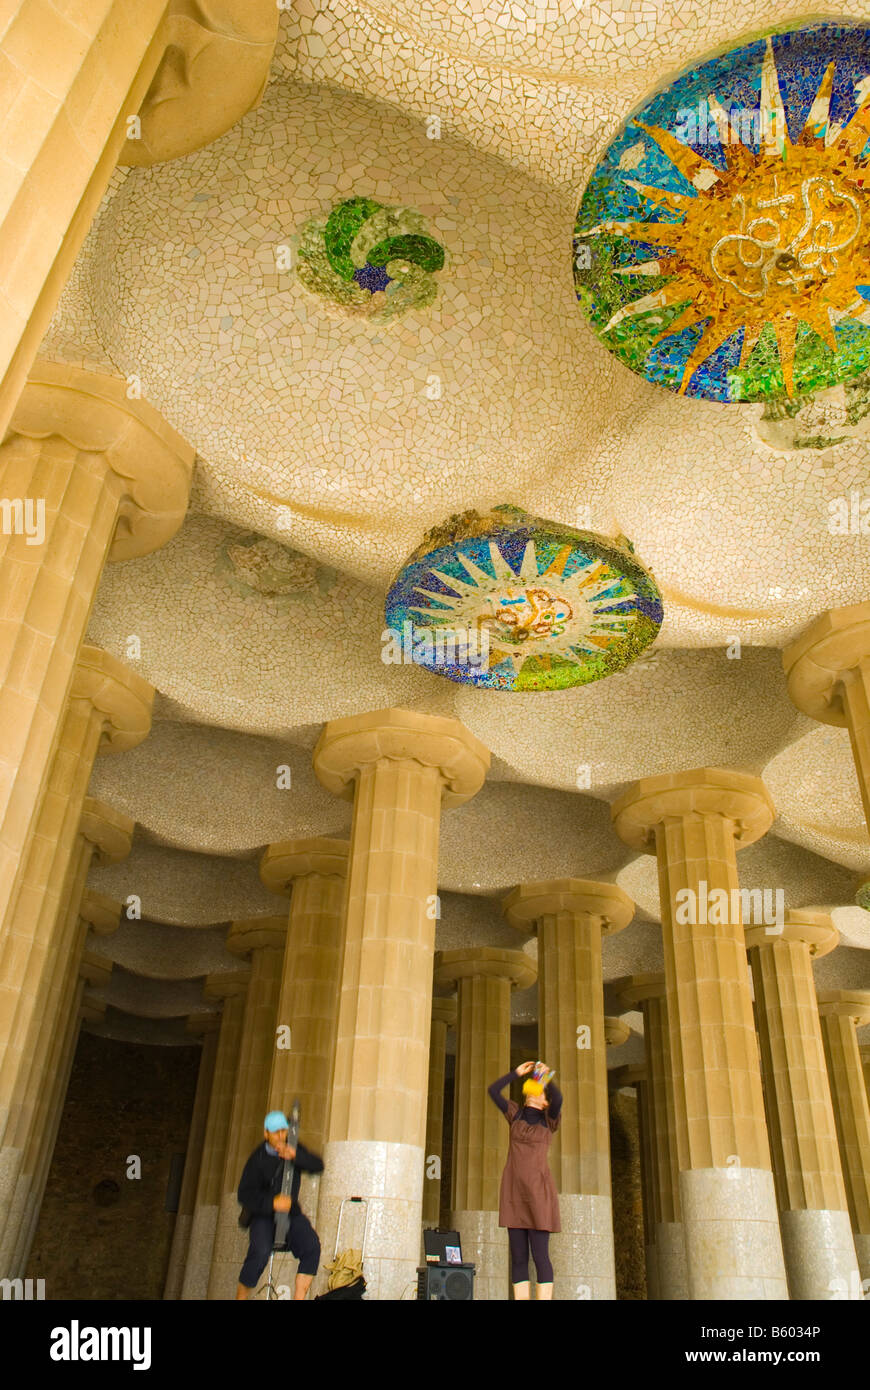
[181,970,249,1301]
[0,782,131,1263]
[260,838,348,1153]
[207,920,286,1300]
[609,1062,656,1299]
[746,912,860,1299]
[433,949,536,1302]
[503,880,633,1300]
[783,604,870,832]
[862,1046,870,1102]
[312,709,489,1301]
[0,364,192,949]
[612,768,788,1299]
[163,1014,220,1301]
[0,4,280,434]
[260,837,348,1288]
[817,990,870,1284]
[613,973,688,1301]
[423,996,456,1229]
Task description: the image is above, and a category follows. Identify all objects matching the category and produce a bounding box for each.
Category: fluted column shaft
[207,925,284,1300]
[163,1018,220,1301]
[181,974,248,1301]
[313,709,489,1301]
[747,916,859,1299]
[434,950,534,1302]
[818,992,870,1283]
[422,997,455,1228]
[504,880,633,1300]
[613,770,787,1300]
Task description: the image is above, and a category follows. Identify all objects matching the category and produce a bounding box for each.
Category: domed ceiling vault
[36,0,870,1042]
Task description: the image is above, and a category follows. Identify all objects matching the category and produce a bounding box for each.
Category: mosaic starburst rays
[574,24,870,403]
[385,505,663,691]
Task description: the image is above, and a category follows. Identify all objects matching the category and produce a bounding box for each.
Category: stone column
[14,948,114,1279]
[609,1062,656,1299]
[180,971,249,1301]
[862,1046,870,1102]
[0,5,280,433]
[312,708,489,1301]
[163,1014,220,1301]
[504,879,633,1300]
[207,920,286,1300]
[0,363,192,949]
[423,996,456,1229]
[746,912,860,1299]
[613,973,688,1301]
[260,838,348,1155]
[433,949,536,1301]
[817,990,870,1283]
[612,768,788,1299]
[0,785,131,1262]
[0,647,149,1171]
[783,604,870,831]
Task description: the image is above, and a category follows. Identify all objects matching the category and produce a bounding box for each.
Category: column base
[855,1233,870,1287]
[180,1205,219,1300]
[450,1209,506,1301]
[163,1213,192,1300]
[0,1148,26,1269]
[644,1242,659,1300]
[206,1191,249,1300]
[680,1168,788,1299]
[549,1193,616,1300]
[314,1140,423,1301]
[654,1221,689,1300]
[780,1208,861,1300]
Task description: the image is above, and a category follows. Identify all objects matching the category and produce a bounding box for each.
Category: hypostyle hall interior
[0,1,869,1308]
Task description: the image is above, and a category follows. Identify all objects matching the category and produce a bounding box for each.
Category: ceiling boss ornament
[384,505,663,691]
[295,196,446,322]
[574,23,870,403]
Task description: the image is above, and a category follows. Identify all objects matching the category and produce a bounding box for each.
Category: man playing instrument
[235,1109,324,1300]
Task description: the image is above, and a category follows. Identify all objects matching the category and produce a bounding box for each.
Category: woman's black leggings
[508,1227,553,1283]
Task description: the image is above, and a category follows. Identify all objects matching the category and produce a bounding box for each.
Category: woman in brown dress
[488,1059,562,1300]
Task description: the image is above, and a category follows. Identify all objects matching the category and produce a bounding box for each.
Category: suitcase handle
[334,1196,368,1261]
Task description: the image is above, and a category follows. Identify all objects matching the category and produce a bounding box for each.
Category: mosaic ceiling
[39,0,870,1042]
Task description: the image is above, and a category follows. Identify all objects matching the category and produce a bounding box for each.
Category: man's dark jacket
[238,1141,324,1218]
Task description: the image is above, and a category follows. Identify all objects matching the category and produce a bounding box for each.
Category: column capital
[186,1012,222,1037]
[80,797,134,865]
[80,998,107,1025]
[313,707,490,809]
[430,996,457,1029]
[611,767,775,852]
[782,603,870,725]
[604,1016,631,1047]
[80,890,122,937]
[72,647,154,753]
[744,908,838,956]
[433,947,536,991]
[503,878,634,936]
[203,969,250,1002]
[226,917,287,957]
[7,362,194,559]
[817,989,870,1026]
[79,951,113,988]
[611,971,666,1010]
[610,1062,647,1088]
[120,1,279,166]
[260,837,349,896]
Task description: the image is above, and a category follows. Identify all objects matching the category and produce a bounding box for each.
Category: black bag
[314,1276,366,1301]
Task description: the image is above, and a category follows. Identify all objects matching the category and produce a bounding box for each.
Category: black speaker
[416,1263,475,1300]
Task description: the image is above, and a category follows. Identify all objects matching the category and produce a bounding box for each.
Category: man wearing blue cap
[235,1110,324,1300]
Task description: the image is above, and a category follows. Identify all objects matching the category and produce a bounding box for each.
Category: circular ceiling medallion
[296,196,445,322]
[384,505,662,691]
[574,23,870,403]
